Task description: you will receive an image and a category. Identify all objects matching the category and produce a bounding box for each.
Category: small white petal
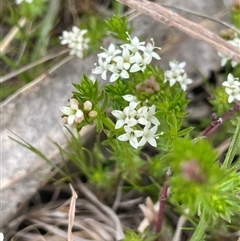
[225,88,233,95]
[120,69,129,79]
[129,136,140,149]
[110,73,119,82]
[134,130,144,137]
[75,110,84,123]
[147,136,157,147]
[123,94,137,102]
[138,137,147,147]
[228,95,234,103]
[112,110,125,119]
[227,73,234,83]
[100,71,107,80]
[75,109,84,118]
[231,60,238,67]
[115,119,125,129]
[118,133,129,142]
[60,107,75,116]
[138,117,149,125]
[70,99,79,110]
[235,93,240,101]
[130,63,141,73]
[151,52,161,60]
[68,115,76,125]
[127,117,138,127]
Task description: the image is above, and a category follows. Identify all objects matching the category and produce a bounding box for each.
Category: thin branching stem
[155,169,171,241]
[201,102,240,136]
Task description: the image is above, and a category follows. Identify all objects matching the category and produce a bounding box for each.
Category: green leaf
[189,210,207,241]
[222,117,240,169]
[178,126,194,137]
[72,75,101,103]
[105,15,132,41]
[9,132,67,178]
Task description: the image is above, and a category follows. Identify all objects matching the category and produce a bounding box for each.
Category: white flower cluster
[0,233,3,241]
[59,26,90,58]
[111,95,160,149]
[15,0,33,4]
[92,33,161,82]
[60,99,96,126]
[222,73,240,103]
[164,61,192,91]
[218,37,240,67]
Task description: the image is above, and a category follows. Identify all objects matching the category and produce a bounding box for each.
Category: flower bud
[136,76,160,94]
[181,160,206,183]
[74,109,84,123]
[62,116,68,124]
[88,110,98,119]
[83,100,93,112]
[70,98,79,105]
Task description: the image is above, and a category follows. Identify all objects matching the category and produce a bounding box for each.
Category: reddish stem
[154,103,240,240]
[155,169,171,241]
[201,102,240,136]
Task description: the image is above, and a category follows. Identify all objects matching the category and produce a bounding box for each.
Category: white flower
[108,59,129,82]
[120,47,131,69]
[164,70,178,87]
[129,52,145,73]
[59,26,90,58]
[225,86,240,103]
[164,61,192,91]
[98,44,121,63]
[60,99,84,126]
[0,232,4,241]
[92,58,108,80]
[111,101,139,128]
[60,31,73,45]
[137,106,149,125]
[122,33,145,53]
[140,39,161,65]
[138,124,159,147]
[15,0,33,4]
[222,73,240,88]
[177,73,193,91]
[218,37,240,67]
[112,95,160,149]
[92,34,161,82]
[146,105,160,125]
[222,73,240,103]
[169,61,186,75]
[118,126,143,149]
[113,55,131,71]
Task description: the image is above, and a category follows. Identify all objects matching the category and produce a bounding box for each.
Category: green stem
[189,212,207,241]
[102,116,116,132]
[222,117,240,169]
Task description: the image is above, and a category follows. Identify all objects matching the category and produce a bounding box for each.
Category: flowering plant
[58,15,240,240]
[6,1,239,238]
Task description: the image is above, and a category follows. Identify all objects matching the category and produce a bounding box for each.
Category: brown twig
[67,0,80,26]
[0,48,70,83]
[0,18,26,55]
[117,0,240,64]
[201,102,240,136]
[155,169,171,241]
